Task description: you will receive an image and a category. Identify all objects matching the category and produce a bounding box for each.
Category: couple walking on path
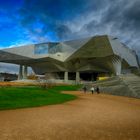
[90,86,100,94]
[83,85,100,94]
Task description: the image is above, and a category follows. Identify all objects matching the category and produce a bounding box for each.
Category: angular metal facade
[0,35,139,78]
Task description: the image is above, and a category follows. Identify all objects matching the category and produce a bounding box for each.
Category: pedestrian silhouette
[90,86,94,94]
[96,86,100,94]
[83,86,87,93]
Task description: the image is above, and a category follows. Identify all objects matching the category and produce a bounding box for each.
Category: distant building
[0,73,17,81]
[0,35,139,83]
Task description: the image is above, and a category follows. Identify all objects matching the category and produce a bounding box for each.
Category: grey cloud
[18,0,140,59]
[82,0,140,51]
[55,25,72,40]
[18,0,108,40]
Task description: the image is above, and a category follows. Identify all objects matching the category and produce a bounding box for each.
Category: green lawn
[0,85,80,110]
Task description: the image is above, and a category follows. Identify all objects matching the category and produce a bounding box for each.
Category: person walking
[83,86,87,93]
[90,86,95,94]
[96,86,100,94]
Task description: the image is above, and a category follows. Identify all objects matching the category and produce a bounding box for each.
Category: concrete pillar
[76,71,80,84]
[64,71,68,83]
[23,65,28,79]
[91,73,94,81]
[112,57,122,75]
[18,65,23,80]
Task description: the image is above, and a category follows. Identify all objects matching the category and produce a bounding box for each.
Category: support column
[112,57,122,75]
[18,65,23,80]
[23,65,28,79]
[91,73,94,81]
[76,71,80,84]
[64,71,68,83]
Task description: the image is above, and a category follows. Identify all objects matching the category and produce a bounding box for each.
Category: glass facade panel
[34,43,62,54]
[34,43,48,54]
[48,43,62,54]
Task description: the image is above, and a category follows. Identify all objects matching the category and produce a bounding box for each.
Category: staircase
[85,74,140,98]
[120,74,140,98]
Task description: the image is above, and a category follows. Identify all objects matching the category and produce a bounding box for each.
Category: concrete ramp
[90,74,140,98]
[120,74,140,98]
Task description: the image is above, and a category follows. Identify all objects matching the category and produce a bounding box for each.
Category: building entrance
[80,72,98,81]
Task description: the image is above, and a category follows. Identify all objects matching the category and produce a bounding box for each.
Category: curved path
[0,91,140,140]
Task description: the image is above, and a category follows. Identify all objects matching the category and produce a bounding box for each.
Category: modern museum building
[0,35,139,83]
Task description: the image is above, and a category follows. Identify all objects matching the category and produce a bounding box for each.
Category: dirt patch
[0,91,140,140]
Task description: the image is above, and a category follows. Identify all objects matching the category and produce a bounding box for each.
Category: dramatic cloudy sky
[0,0,140,73]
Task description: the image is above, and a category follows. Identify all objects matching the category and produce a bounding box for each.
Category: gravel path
[0,91,140,140]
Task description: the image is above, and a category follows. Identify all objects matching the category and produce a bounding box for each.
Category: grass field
[0,85,80,110]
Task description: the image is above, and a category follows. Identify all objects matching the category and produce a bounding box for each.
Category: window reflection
[34,43,48,54]
[34,43,62,54]
[49,43,62,54]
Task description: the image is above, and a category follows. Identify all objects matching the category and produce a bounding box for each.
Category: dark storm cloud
[18,0,105,40]
[101,0,140,33]
[19,0,140,54]
[55,25,72,39]
[84,1,140,40]
[81,0,140,59]
[19,0,100,21]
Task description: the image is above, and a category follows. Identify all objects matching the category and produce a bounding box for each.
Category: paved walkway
[0,91,140,140]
